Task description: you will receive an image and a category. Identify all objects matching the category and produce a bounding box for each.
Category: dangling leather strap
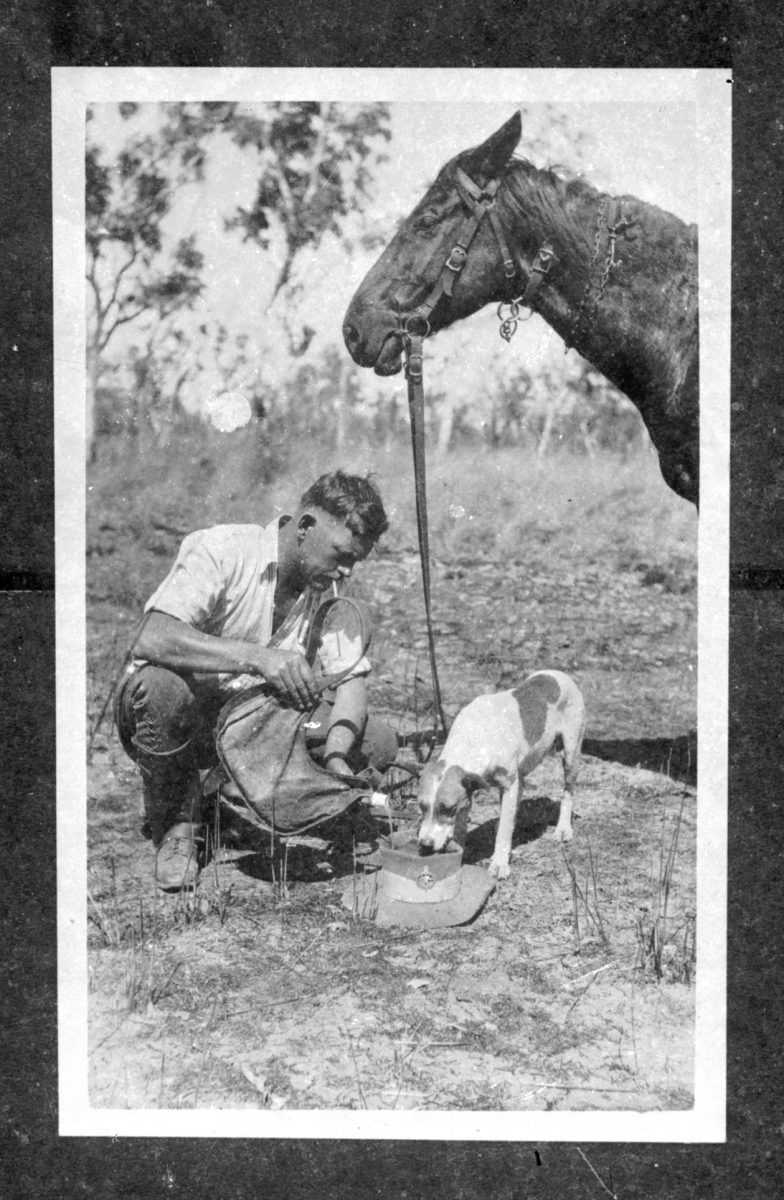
[403,320,449,739]
[304,594,370,697]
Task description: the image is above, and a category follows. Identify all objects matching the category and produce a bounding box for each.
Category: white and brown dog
[417,671,586,879]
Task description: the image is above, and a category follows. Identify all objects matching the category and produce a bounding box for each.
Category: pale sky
[88,98,698,394]
[384,102,697,223]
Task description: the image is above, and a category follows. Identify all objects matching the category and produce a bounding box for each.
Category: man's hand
[135,613,319,709]
[254,647,319,710]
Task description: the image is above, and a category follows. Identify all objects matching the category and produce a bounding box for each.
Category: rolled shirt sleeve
[144,529,226,630]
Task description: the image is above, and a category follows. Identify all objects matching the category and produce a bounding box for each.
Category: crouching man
[115,470,398,890]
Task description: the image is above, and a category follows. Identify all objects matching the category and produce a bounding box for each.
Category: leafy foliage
[86,101,391,451]
[86,101,655,468]
[85,123,205,368]
[223,102,391,296]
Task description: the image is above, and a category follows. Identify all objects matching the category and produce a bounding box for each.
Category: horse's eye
[414,212,439,239]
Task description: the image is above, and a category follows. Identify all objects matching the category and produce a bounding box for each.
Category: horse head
[343,114,524,376]
[343,110,699,506]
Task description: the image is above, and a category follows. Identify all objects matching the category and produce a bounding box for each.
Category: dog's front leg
[489,776,520,879]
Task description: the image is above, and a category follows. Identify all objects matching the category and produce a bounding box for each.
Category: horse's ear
[462,112,522,182]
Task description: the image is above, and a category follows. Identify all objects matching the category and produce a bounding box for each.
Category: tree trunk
[579,417,597,459]
[436,395,456,459]
[86,344,102,463]
[537,405,556,460]
[385,396,398,452]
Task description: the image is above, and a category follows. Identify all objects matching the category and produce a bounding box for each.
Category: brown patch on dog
[437,764,469,812]
[511,674,560,744]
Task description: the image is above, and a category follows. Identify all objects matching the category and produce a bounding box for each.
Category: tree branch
[300,106,328,210]
[97,304,149,350]
[85,257,105,335]
[106,245,141,313]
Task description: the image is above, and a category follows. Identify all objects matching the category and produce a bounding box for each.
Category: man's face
[297,509,375,591]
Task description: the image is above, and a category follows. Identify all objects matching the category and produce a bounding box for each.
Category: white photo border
[55,66,730,1141]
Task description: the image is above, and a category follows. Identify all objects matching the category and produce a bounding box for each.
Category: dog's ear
[461,771,489,796]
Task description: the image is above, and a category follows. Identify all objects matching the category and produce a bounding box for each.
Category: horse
[343,112,699,506]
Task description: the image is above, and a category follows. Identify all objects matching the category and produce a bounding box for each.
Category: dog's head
[417,761,487,853]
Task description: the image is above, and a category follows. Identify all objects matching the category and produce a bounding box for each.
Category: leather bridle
[398,164,557,349]
[390,157,567,746]
[397,163,557,742]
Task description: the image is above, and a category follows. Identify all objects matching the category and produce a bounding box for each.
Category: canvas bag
[215,596,373,836]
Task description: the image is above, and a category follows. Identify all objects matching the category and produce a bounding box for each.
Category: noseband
[399,164,557,350]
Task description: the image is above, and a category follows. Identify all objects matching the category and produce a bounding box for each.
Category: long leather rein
[398,162,555,743]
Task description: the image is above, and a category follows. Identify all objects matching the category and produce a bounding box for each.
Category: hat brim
[341,864,496,929]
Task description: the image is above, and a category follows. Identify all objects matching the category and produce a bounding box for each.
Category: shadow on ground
[583,731,696,786]
[223,791,579,881]
[463,794,560,864]
[217,802,393,884]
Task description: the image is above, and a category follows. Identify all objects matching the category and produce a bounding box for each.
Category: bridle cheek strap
[407,164,556,339]
[412,170,502,325]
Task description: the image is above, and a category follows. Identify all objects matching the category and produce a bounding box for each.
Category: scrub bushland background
[86,423,698,1112]
[83,69,698,1122]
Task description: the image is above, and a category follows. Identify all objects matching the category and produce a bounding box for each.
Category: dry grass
[86,433,697,1111]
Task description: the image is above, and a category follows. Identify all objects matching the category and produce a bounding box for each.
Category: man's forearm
[135,610,263,675]
[135,610,322,709]
[323,676,368,771]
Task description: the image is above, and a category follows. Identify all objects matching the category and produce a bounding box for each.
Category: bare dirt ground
[85,474,697,1112]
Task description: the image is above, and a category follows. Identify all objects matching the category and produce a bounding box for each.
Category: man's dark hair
[300,470,389,543]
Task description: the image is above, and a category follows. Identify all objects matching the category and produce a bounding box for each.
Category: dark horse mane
[502,156,595,264]
[496,153,697,286]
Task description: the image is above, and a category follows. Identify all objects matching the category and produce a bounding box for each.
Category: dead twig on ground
[564,961,617,989]
[225,984,351,1020]
[556,966,605,1031]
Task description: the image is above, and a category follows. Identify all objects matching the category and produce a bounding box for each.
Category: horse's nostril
[343,323,359,351]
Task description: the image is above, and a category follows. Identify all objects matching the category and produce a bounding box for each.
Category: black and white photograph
[54,68,729,1139]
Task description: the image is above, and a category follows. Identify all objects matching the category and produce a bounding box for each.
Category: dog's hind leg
[554,694,585,842]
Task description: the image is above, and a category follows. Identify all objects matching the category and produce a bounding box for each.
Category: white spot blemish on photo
[204,390,252,432]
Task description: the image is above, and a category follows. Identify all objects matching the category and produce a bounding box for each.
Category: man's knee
[361,716,398,772]
[115,664,199,761]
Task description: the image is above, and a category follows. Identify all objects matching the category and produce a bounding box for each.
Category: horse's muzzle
[342,322,364,361]
[343,322,403,375]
